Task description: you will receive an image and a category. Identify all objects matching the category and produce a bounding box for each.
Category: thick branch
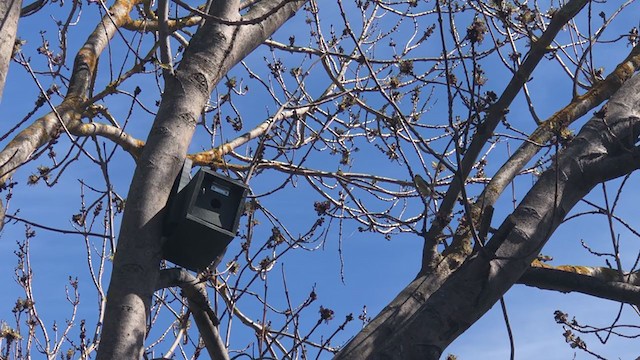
[156,269,228,360]
[519,266,640,306]
[480,43,640,212]
[157,0,174,76]
[69,122,144,159]
[0,0,140,184]
[442,43,640,261]
[336,74,640,360]
[422,0,589,270]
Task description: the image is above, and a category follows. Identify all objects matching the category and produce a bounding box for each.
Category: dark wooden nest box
[162,159,249,271]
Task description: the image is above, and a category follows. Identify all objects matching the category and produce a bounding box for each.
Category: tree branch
[480,43,640,212]
[157,0,174,76]
[422,0,590,271]
[336,73,640,360]
[519,266,640,306]
[69,122,144,159]
[0,0,141,183]
[156,268,229,360]
[442,43,640,266]
[122,14,201,32]
[190,106,312,165]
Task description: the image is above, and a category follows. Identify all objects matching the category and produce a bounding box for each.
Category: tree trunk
[0,0,21,102]
[96,1,307,358]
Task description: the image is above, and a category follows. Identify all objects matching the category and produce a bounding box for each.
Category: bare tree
[2,0,640,359]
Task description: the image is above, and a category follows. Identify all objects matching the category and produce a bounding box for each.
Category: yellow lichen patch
[531,260,628,282]
[186,153,246,171]
[553,265,593,275]
[530,258,553,268]
[531,259,594,275]
[123,16,202,32]
[534,44,640,142]
[188,150,220,166]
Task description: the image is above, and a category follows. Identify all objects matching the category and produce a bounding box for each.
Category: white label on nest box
[210,183,230,196]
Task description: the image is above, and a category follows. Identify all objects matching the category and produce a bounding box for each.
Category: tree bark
[0,0,21,102]
[518,267,640,306]
[157,268,229,360]
[422,0,589,268]
[95,1,307,358]
[335,74,640,359]
[0,0,135,191]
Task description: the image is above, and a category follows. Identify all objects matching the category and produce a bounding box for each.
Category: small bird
[413,174,432,198]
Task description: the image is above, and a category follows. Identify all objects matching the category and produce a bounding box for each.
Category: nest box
[163,159,249,271]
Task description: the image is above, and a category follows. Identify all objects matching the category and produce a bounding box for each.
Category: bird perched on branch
[413,174,433,198]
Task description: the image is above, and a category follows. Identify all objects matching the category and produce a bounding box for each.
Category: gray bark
[335,74,640,359]
[0,0,21,102]
[422,0,589,268]
[95,1,307,359]
[518,267,640,306]
[0,0,132,187]
[157,268,229,360]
